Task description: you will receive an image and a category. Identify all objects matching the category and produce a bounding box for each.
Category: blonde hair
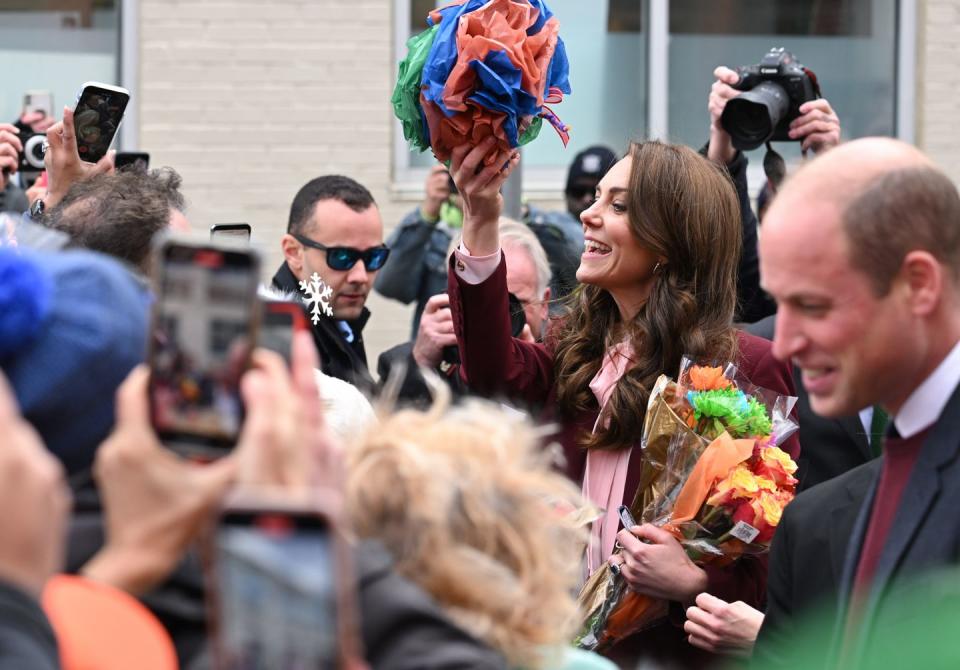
[346,397,587,668]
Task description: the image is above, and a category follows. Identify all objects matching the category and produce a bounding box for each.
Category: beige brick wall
[139,0,416,366]
[918,0,960,182]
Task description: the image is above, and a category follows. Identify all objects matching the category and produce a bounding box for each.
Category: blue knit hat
[0,248,150,474]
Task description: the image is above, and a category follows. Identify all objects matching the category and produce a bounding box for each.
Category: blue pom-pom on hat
[0,250,53,358]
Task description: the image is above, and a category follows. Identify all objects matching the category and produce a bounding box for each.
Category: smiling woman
[445,137,798,666]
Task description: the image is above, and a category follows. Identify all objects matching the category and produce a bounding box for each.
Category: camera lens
[23,134,47,171]
[721,81,790,151]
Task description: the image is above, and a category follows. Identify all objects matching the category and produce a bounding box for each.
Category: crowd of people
[2,54,959,670]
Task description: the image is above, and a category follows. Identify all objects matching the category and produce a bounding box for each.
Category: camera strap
[763,141,787,194]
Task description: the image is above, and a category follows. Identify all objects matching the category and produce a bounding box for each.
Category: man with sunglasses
[272,175,389,395]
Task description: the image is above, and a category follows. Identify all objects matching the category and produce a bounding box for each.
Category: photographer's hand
[789,99,841,155]
[0,124,23,190]
[708,66,741,166]
[422,164,451,221]
[43,106,114,209]
[412,293,457,369]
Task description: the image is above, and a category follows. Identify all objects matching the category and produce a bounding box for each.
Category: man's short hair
[843,166,960,295]
[499,218,552,297]
[46,165,185,273]
[287,175,376,235]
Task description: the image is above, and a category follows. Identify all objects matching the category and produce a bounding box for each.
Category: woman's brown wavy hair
[552,140,741,451]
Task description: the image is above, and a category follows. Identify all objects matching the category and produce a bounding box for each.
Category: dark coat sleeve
[447,255,555,406]
[0,580,60,670]
[751,500,798,669]
[375,209,439,305]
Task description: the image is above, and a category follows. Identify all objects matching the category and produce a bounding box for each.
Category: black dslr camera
[720,48,820,151]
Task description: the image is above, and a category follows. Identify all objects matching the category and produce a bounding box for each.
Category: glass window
[667,0,897,164]
[0,1,120,125]
[400,1,646,177]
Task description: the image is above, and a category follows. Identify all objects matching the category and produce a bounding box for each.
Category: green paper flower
[391,24,439,153]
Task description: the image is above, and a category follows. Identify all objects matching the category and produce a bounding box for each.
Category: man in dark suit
[746,315,876,492]
[754,137,960,667]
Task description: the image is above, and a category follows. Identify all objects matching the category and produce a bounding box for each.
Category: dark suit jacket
[448,256,799,668]
[746,315,873,491]
[752,459,880,668]
[271,263,374,395]
[756,380,960,667]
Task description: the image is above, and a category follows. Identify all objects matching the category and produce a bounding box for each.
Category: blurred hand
[412,293,457,368]
[789,98,841,155]
[82,366,237,596]
[422,164,451,220]
[708,65,741,165]
[0,123,23,190]
[684,592,764,655]
[43,106,114,209]
[235,331,343,501]
[0,371,71,597]
[20,111,57,134]
[611,523,708,604]
[449,136,519,256]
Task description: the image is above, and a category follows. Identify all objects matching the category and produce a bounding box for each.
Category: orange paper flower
[689,365,734,391]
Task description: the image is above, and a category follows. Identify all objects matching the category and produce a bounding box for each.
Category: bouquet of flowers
[392,0,571,163]
[575,358,799,651]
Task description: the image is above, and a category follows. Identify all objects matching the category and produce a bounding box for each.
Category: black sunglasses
[292,234,390,272]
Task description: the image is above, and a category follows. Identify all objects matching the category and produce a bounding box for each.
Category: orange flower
[754,446,799,488]
[689,365,734,391]
[707,465,776,508]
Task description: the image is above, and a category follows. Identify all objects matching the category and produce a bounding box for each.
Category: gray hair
[498,217,551,297]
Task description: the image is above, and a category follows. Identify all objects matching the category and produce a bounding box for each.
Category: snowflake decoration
[298,272,333,324]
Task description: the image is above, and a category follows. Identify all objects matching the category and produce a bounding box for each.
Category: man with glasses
[272,175,389,394]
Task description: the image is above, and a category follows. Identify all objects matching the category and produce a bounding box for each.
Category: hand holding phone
[73,82,130,163]
[207,503,355,670]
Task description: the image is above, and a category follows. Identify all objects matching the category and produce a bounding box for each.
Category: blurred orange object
[42,574,178,670]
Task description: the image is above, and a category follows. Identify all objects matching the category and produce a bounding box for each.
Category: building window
[0,1,120,126]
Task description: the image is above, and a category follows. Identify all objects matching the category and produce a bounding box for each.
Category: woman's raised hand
[449,137,519,256]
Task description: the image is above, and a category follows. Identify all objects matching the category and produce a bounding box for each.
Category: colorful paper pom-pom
[393,0,571,162]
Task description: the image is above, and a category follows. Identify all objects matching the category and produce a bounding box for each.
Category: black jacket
[376,341,467,407]
[271,262,374,395]
[746,315,874,491]
[0,580,60,670]
[753,460,879,668]
[757,380,960,667]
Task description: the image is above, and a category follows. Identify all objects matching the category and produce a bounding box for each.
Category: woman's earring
[653,261,662,275]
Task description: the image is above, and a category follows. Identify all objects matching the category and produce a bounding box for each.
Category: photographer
[706,63,842,324]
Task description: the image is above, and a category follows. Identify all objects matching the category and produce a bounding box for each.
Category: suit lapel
[862,384,960,609]
[846,383,960,664]
[838,415,873,462]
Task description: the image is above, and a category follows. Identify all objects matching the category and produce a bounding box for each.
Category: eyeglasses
[292,234,390,272]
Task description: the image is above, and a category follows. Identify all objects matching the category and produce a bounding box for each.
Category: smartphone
[260,300,308,366]
[208,505,344,670]
[618,504,637,531]
[115,151,150,170]
[148,238,261,457]
[73,81,130,163]
[211,224,252,243]
[23,90,54,119]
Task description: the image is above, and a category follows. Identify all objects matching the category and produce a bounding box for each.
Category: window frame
[391,0,916,198]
